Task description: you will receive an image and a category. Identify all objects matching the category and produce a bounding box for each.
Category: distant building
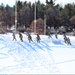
[0,22,7,33]
[57,26,66,34]
[30,18,44,34]
[70,15,75,28]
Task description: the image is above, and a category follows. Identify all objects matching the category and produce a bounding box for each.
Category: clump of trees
[0,0,75,32]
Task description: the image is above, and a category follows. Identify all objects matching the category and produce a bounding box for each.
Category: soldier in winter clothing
[36,34,41,43]
[63,34,71,45]
[64,37,67,43]
[48,31,52,38]
[19,32,23,42]
[67,37,71,45]
[63,34,67,43]
[28,33,33,43]
[46,26,51,38]
[12,32,17,41]
[55,31,58,39]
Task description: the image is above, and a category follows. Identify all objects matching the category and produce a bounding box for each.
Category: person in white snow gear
[48,32,52,38]
[55,31,58,39]
[12,32,17,41]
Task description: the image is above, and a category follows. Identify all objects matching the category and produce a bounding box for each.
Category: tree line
[0,0,75,32]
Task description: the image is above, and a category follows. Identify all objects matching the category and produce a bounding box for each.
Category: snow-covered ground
[0,33,75,74]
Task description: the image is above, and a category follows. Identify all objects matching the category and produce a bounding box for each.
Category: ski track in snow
[0,34,75,74]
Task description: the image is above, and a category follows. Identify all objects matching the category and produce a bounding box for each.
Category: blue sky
[0,0,75,7]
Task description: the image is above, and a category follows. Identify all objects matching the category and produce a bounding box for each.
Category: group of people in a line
[47,31,71,45]
[12,32,41,43]
[12,31,71,45]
